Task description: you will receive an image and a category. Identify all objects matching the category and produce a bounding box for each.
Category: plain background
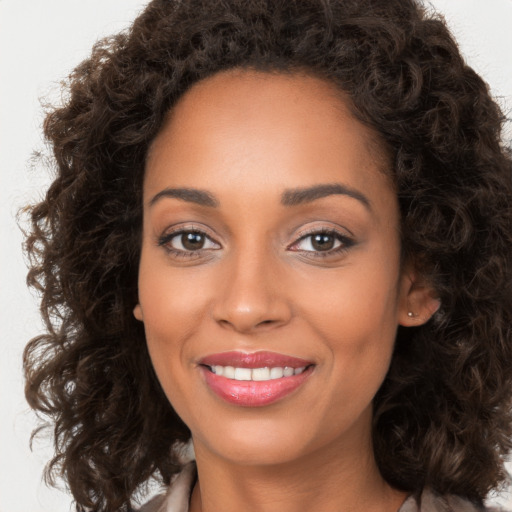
[1,1,511,511]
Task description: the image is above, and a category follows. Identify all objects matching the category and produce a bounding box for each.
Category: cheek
[295,257,401,340]
[294,256,401,400]
[141,300,202,430]
[138,260,212,335]
[136,259,212,401]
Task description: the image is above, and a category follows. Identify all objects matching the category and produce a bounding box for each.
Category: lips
[198,351,315,407]
[200,351,312,369]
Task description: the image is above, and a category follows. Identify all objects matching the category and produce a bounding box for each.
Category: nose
[212,248,293,334]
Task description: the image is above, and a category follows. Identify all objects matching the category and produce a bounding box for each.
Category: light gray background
[1,1,511,511]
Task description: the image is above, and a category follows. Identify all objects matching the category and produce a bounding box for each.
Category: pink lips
[199,351,314,407]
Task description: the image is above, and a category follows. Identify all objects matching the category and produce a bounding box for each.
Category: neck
[188,426,406,512]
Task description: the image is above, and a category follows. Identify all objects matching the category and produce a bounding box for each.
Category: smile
[198,351,315,407]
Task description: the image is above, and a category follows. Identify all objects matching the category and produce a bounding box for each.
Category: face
[135,70,425,468]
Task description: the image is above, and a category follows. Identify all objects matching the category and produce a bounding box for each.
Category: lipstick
[198,351,314,407]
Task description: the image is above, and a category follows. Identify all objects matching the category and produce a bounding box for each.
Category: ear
[133,303,144,321]
[398,267,440,327]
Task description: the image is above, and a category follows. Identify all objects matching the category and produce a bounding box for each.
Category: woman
[23,0,512,511]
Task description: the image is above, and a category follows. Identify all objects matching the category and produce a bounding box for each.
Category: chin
[190,412,305,463]
[206,435,310,467]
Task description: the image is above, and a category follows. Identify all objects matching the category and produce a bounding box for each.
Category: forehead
[144,69,394,214]
[149,70,388,160]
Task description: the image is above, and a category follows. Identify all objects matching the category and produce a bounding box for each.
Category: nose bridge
[212,238,291,333]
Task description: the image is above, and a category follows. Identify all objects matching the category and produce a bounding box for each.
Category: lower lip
[201,366,314,407]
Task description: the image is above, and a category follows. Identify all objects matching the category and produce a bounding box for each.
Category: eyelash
[157,225,218,260]
[289,227,355,259]
[157,226,355,260]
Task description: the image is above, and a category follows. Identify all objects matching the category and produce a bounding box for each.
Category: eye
[295,232,341,252]
[289,229,354,257]
[158,228,220,256]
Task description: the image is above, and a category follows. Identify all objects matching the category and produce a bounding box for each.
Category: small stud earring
[407,311,415,318]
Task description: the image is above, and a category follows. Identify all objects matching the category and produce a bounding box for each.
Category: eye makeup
[157,224,356,261]
[288,227,355,260]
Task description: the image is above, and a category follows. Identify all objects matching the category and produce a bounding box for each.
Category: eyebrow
[281,183,371,210]
[149,183,371,210]
[149,187,219,208]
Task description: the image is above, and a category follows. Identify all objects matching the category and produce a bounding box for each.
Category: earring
[407,311,415,318]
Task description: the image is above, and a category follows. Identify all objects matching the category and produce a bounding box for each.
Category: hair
[23,0,512,510]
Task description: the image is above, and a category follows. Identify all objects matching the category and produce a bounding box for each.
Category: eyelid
[157,224,222,252]
[287,226,355,256]
[156,223,355,260]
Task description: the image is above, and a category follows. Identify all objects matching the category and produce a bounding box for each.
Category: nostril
[255,319,279,328]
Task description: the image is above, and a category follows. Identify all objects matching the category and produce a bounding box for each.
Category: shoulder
[399,488,509,512]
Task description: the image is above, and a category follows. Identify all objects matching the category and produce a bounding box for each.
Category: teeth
[252,367,270,381]
[270,367,284,379]
[210,365,307,381]
[223,366,235,379]
[283,367,294,377]
[234,368,252,381]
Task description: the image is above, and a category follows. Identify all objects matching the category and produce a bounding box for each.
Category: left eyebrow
[281,183,372,211]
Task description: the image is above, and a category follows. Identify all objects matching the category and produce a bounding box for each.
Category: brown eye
[295,232,342,252]
[310,233,336,251]
[159,229,220,254]
[289,229,355,258]
[181,232,206,250]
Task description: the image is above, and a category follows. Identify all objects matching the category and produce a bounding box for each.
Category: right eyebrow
[149,187,219,208]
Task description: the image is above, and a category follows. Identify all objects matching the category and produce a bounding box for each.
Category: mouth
[198,351,315,407]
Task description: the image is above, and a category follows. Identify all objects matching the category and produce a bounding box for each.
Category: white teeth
[209,365,308,381]
[252,367,271,381]
[283,367,294,377]
[234,368,252,381]
[270,367,284,379]
[224,366,235,379]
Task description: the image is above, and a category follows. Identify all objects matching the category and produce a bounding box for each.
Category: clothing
[139,462,196,512]
[138,462,505,512]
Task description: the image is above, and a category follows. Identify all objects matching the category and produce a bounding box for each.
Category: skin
[134,69,439,512]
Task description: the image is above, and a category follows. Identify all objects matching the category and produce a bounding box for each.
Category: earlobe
[398,270,440,327]
[133,304,144,321]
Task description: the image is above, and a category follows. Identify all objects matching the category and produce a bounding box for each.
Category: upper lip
[199,351,314,369]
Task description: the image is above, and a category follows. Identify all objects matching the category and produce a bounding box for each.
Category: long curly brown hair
[23,0,512,510]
